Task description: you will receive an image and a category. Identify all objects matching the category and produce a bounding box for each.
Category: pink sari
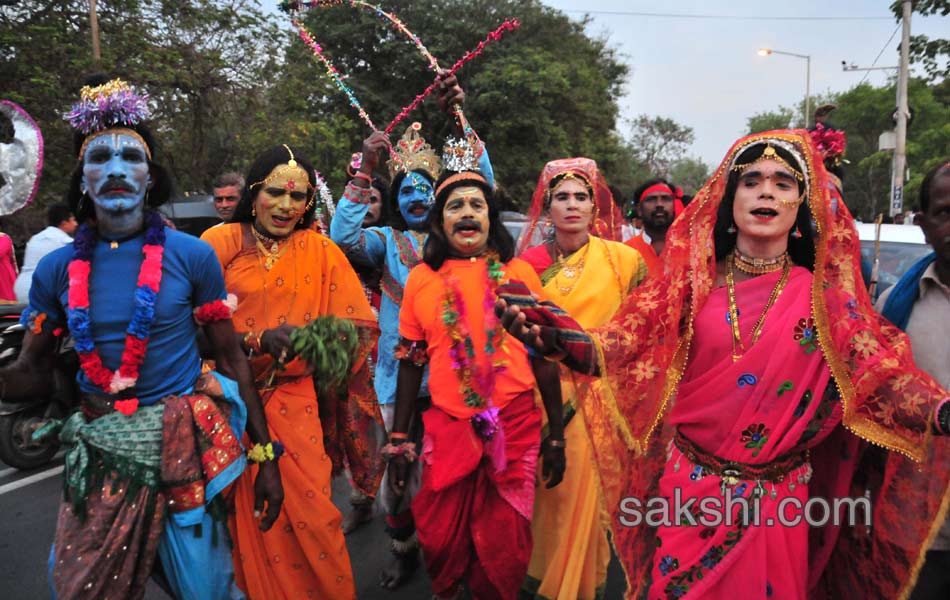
[650,267,844,599]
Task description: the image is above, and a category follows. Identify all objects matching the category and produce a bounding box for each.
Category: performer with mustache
[1,75,283,599]
[386,148,565,600]
[625,177,677,275]
[329,74,493,589]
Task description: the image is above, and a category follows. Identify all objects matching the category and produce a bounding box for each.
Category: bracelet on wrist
[389,431,409,442]
[544,437,566,448]
[381,441,417,462]
[247,441,285,463]
[244,330,263,355]
[353,171,373,183]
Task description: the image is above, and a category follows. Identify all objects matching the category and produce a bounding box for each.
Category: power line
[559,9,893,21]
[859,24,901,86]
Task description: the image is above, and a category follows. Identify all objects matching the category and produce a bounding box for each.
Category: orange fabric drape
[202,223,381,600]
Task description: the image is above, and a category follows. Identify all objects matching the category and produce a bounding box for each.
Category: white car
[855,222,931,301]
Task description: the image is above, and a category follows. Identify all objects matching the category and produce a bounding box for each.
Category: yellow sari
[523,237,645,599]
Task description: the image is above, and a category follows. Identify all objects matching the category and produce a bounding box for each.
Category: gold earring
[252,205,257,217]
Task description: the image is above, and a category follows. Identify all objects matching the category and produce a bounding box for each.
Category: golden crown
[387,122,442,181]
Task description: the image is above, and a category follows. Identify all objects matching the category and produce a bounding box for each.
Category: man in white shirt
[14,203,77,302]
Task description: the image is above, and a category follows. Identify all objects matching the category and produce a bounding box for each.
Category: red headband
[639,183,673,202]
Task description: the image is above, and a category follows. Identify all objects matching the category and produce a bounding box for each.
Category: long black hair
[423,171,514,271]
[231,145,317,231]
[712,143,816,271]
[66,73,174,222]
[367,175,391,228]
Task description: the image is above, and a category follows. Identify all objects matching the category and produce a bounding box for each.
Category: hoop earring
[727,221,737,234]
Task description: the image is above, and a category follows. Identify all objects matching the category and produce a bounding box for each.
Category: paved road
[0,457,627,599]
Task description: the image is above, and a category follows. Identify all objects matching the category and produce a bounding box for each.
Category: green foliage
[2,0,649,226]
[668,157,710,195]
[626,115,694,176]
[892,0,950,82]
[747,108,795,134]
[290,315,359,393]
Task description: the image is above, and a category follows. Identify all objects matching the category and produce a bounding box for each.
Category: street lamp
[757,48,811,127]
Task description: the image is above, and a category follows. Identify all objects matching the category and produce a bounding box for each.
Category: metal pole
[892,0,912,217]
[89,0,101,63]
[805,55,811,128]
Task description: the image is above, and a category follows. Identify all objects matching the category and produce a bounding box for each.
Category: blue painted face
[398,171,434,229]
[81,132,150,231]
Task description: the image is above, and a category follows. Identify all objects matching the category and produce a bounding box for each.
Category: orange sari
[201,223,382,600]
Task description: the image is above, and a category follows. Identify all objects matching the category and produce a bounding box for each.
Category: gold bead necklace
[726,253,790,361]
[733,247,789,275]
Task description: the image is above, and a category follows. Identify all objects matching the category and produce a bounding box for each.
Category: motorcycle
[0,304,79,470]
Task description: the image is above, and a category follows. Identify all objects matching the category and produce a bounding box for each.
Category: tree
[3,0,639,220]
[626,115,694,176]
[668,157,710,195]
[283,0,637,205]
[1,0,282,208]
[747,108,795,134]
[892,0,950,82]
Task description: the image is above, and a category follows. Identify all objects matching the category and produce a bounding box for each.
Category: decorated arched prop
[0,101,44,216]
[278,1,519,140]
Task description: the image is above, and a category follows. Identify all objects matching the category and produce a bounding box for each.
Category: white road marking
[0,465,64,495]
[0,451,66,480]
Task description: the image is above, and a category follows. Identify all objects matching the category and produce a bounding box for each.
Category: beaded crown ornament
[441,135,483,173]
[387,122,442,181]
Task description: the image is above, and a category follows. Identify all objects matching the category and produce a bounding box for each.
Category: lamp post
[757,48,811,127]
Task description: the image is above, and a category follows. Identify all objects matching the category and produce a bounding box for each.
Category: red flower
[193,300,233,325]
[114,398,139,416]
[137,245,164,290]
[67,260,91,308]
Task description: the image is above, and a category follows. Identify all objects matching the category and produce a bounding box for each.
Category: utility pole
[89,0,101,64]
[892,0,912,217]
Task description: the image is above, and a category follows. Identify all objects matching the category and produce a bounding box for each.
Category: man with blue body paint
[0,76,282,599]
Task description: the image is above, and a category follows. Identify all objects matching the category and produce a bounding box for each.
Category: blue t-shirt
[27,228,226,405]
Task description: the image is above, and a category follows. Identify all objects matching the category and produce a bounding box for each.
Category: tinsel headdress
[64,78,152,159]
[387,122,442,181]
[434,135,490,196]
[441,135,484,173]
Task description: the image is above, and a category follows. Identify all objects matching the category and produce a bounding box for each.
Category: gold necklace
[252,226,289,271]
[553,242,590,296]
[726,253,790,361]
[733,247,789,275]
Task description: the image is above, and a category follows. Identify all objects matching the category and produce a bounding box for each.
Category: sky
[541,0,948,167]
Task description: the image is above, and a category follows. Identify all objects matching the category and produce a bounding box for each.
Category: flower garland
[67,211,166,416]
[440,254,507,410]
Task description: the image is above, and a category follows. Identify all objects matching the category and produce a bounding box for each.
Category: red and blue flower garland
[67,211,165,416]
